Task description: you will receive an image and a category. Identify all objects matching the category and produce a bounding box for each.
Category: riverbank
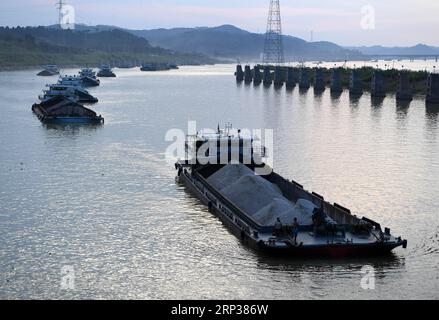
[0,53,217,72]
[0,27,219,71]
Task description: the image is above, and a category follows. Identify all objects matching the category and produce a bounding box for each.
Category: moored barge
[97,65,116,77]
[32,96,104,124]
[175,125,407,258]
[37,65,60,76]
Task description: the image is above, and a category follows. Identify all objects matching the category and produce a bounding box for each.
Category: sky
[0,0,438,47]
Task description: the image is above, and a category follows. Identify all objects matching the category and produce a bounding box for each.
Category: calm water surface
[0,64,438,299]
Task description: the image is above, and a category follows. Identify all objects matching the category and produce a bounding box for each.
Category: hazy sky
[1,0,438,47]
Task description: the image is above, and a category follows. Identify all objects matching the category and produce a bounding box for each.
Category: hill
[0,26,217,70]
[347,44,439,56]
[129,24,364,61]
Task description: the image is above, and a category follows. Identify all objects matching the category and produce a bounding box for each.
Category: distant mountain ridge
[44,24,439,60]
[49,24,362,61]
[128,24,363,61]
[347,44,439,56]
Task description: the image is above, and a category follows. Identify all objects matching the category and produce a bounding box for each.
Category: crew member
[292,217,300,245]
[274,218,282,236]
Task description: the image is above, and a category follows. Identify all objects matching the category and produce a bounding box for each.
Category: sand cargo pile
[207,164,316,226]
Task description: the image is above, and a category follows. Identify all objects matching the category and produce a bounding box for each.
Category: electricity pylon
[262,0,284,65]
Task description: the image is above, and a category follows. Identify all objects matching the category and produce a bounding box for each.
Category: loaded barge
[32,96,104,124]
[37,65,60,76]
[175,126,407,258]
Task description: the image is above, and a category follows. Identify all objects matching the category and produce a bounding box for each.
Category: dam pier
[235,64,439,105]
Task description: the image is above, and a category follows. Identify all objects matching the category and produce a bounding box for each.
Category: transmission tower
[56,0,66,26]
[263,0,284,65]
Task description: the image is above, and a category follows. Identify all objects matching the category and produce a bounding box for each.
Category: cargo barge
[32,96,104,124]
[97,65,116,77]
[37,65,60,76]
[175,125,407,258]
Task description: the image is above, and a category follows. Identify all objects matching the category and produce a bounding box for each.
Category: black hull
[97,72,116,77]
[32,103,104,125]
[37,70,59,76]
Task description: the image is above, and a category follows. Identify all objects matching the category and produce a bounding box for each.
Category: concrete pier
[314,68,325,92]
[299,68,310,89]
[253,66,262,84]
[274,66,284,87]
[235,65,244,82]
[371,70,386,97]
[244,65,253,83]
[349,70,363,96]
[426,73,439,104]
[263,66,272,86]
[396,71,413,101]
[330,68,343,93]
[286,67,296,90]
[233,65,435,101]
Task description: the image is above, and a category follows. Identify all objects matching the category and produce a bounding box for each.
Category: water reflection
[299,87,309,95]
[371,96,385,108]
[41,123,103,136]
[396,100,411,117]
[425,102,439,133]
[313,89,324,105]
[255,253,405,299]
[426,102,439,119]
[256,253,405,273]
[263,83,271,89]
[348,93,361,106]
[313,87,325,98]
[330,90,342,100]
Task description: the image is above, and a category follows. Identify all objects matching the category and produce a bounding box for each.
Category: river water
[0,64,438,299]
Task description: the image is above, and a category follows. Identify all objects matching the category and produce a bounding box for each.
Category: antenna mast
[263,0,284,65]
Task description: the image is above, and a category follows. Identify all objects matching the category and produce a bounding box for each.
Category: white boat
[78,68,100,87]
[79,68,96,78]
[39,84,98,103]
[97,65,116,77]
[58,75,83,87]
